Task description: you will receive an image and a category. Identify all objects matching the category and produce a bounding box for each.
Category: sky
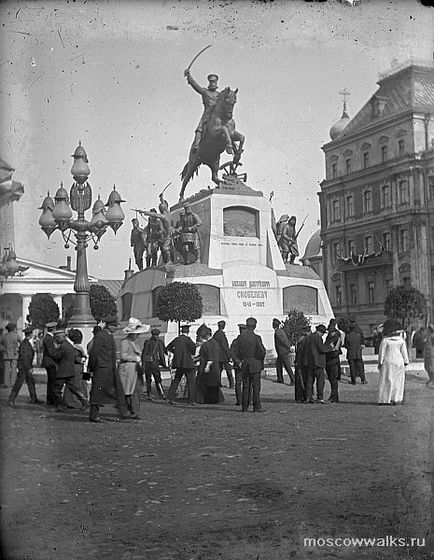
[1,0,433,279]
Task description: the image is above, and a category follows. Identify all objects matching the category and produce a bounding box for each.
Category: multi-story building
[319,61,434,333]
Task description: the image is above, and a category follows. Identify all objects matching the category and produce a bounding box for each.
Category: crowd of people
[1,315,434,417]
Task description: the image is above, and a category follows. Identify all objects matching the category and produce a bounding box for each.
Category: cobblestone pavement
[1,367,433,560]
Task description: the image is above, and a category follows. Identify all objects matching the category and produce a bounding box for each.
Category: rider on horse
[184,69,220,153]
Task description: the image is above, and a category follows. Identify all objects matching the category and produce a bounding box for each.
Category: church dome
[301,229,322,262]
[329,104,350,140]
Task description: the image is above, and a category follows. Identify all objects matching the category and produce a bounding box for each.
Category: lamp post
[39,142,125,327]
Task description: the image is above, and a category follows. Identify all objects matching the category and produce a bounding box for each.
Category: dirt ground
[1,367,433,560]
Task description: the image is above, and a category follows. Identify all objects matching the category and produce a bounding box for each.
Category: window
[363,152,370,169]
[398,228,409,253]
[429,176,434,200]
[363,189,372,213]
[382,232,391,251]
[345,158,352,174]
[398,180,409,205]
[385,279,394,294]
[332,199,341,222]
[335,285,342,306]
[195,284,221,315]
[398,139,405,156]
[346,195,354,218]
[364,235,373,253]
[367,281,375,303]
[381,185,391,208]
[381,145,388,162]
[348,239,355,255]
[332,241,341,262]
[350,283,358,305]
[331,163,337,179]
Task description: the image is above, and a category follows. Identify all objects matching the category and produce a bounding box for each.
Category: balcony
[335,250,393,271]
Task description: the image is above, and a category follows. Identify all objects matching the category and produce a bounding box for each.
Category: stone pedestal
[119,175,333,350]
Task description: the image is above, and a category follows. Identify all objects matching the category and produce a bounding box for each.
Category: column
[21,295,32,330]
[53,295,63,317]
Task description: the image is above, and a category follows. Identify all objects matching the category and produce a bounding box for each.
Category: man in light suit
[166,324,197,405]
[236,317,266,412]
[304,324,334,404]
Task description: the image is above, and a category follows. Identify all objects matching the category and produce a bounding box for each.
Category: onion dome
[301,229,322,264]
[329,102,350,140]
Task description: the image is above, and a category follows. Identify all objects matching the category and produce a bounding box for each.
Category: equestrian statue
[179,47,245,200]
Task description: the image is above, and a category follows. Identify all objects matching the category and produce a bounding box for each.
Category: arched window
[195,284,221,315]
[223,206,259,237]
[283,286,318,315]
[121,293,133,321]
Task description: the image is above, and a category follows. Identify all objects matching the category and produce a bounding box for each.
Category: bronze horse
[179,87,245,200]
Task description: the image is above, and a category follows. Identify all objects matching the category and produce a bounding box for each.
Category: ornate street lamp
[38,142,125,327]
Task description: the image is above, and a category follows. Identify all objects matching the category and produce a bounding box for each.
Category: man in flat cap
[42,321,59,405]
[236,317,266,412]
[229,323,248,406]
[304,324,334,404]
[142,328,168,400]
[166,324,197,405]
[8,326,42,407]
[184,69,220,154]
[213,320,234,389]
[272,318,295,385]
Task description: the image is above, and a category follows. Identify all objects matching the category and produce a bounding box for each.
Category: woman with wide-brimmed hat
[377,318,409,405]
[119,318,150,418]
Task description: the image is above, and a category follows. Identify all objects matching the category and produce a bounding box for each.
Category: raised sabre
[184,44,212,75]
[160,181,172,196]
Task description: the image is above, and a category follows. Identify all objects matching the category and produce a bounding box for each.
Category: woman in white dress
[378,318,409,405]
[119,318,149,418]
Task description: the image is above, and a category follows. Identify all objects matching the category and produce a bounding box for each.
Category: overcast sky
[1,0,432,278]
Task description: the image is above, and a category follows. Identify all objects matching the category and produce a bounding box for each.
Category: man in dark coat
[52,328,89,412]
[230,323,248,406]
[325,320,342,403]
[272,318,295,384]
[41,321,58,406]
[8,327,42,407]
[344,324,367,384]
[88,316,127,422]
[142,328,167,400]
[294,334,308,403]
[304,324,334,404]
[236,317,266,412]
[166,324,197,405]
[213,320,234,388]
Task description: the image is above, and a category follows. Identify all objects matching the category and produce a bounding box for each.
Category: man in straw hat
[8,326,43,407]
[88,315,128,423]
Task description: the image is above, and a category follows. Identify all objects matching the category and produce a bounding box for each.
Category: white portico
[0,257,97,331]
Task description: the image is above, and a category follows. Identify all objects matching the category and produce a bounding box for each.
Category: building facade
[320,62,434,334]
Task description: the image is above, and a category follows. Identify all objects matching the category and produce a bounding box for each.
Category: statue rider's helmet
[159,200,169,213]
[207,74,219,91]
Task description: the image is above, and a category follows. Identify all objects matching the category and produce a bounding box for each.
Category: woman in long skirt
[119,318,149,418]
[378,319,409,405]
[195,327,224,404]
